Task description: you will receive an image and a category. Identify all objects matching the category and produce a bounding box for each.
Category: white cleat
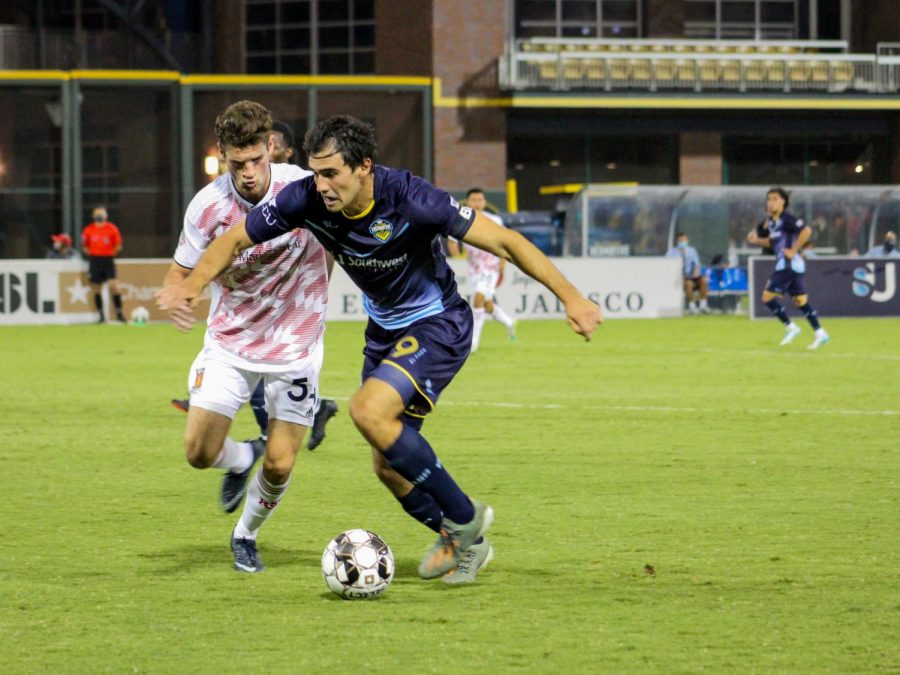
[779,323,801,346]
[807,330,830,350]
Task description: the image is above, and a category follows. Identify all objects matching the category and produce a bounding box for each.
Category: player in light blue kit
[748,187,830,350]
[158,115,602,585]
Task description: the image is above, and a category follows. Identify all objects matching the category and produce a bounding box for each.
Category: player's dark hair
[303,115,377,169]
[767,187,790,208]
[215,100,273,149]
[466,188,485,198]
[675,231,687,239]
[272,120,295,150]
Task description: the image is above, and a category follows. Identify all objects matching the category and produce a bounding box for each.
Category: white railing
[500,39,900,93]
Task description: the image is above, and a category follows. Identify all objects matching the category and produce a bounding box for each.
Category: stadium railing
[500,38,898,94]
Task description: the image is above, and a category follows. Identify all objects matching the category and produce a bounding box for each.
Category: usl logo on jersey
[369,218,393,242]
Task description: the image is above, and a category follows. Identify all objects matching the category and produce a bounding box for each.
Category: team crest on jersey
[369,218,393,242]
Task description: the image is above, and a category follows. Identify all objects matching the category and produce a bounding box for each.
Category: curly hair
[214,100,273,149]
[303,115,377,169]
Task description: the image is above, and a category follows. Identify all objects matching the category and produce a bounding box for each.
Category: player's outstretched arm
[156,219,254,316]
[462,212,602,340]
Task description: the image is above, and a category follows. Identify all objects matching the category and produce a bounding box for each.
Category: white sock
[472,307,486,350]
[234,469,290,540]
[211,438,254,474]
[699,299,708,309]
[490,304,514,328]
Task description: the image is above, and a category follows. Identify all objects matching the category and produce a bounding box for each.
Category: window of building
[685,0,798,39]
[245,0,375,75]
[508,133,676,211]
[515,0,641,39]
[723,137,891,185]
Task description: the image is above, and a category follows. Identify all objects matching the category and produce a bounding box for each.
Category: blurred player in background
[748,187,830,350]
[446,188,517,352]
[666,232,710,315]
[157,115,602,585]
[170,119,339,451]
[158,101,330,573]
[81,206,126,323]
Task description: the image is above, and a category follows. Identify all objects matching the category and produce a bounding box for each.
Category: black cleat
[220,438,265,513]
[307,399,338,451]
[231,530,264,573]
[170,398,190,413]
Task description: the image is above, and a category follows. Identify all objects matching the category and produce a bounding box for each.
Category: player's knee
[183,436,214,469]
[262,453,294,483]
[349,392,383,435]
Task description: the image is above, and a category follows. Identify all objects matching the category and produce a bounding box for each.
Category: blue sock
[799,303,821,330]
[383,426,475,525]
[397,487,442,533]
[250,382,268,437]
[765,298,790,325]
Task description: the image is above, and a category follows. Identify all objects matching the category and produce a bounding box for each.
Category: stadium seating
[501,38,893,94]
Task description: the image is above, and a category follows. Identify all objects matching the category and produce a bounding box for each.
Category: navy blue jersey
[246,166,476,329]
[766,211,806,271]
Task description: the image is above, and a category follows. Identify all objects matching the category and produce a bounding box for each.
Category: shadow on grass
[137,543,320,575]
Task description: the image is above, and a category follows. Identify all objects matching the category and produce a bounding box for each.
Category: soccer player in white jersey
[450,188,517,352]
[158,101,329,573]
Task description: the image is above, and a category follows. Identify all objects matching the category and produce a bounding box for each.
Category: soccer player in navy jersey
[748,187,830,350]
[158,115,602,584]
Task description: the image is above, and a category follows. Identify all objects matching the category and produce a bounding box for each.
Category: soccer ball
[321,529,394,600]
[130,305,150,325]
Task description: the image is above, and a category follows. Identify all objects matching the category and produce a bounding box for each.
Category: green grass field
[2,317,898,673]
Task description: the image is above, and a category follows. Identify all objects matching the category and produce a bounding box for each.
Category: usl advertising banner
[749,256,900,318]
[0,256,682,325]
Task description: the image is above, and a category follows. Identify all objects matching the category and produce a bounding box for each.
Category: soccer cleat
[418,499,494,579]
[231,531,265,573]
[418,530,457,579]
[507,320,518,342]
[116,313,127,323]
[220,437,265,513]
[779,323,801,346]
[170,398,189,413]
[307,398,338,451]
[807,330,831,350]
[443,537,494,586]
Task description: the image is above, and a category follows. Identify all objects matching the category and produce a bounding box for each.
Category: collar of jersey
[342,199,375,220]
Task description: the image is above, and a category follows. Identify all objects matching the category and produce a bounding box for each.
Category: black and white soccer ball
[321,529,394,600]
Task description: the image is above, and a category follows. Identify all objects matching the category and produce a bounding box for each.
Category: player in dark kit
[157,115,602,585]
[748,187,830,350]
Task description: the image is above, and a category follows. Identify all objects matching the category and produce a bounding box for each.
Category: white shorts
[471,271,499,298]
[187,342,324,426]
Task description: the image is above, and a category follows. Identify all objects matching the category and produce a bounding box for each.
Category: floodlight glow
[204,155,220,176]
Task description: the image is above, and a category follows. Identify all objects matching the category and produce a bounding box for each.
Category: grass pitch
[1,317,898,673]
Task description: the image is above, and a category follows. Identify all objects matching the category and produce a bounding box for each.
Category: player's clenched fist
[565,295,603,341]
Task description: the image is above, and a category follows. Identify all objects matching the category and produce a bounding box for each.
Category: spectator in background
[47,233,77,259]
[666,232,709,315]
[81,205,126,323]
[866,231,899,257]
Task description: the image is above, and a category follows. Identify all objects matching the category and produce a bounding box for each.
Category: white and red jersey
[174,163,328,372]
[466,211,505,276]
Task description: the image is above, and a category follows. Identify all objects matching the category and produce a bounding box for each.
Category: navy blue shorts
[765,269,806,297]
[362,298,473,427]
